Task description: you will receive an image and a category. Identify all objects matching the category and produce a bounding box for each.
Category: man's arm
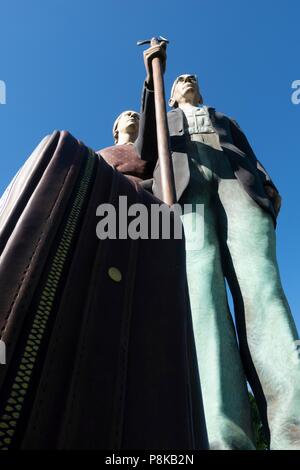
[229,118,282,216]
[135,82,158,163]
[135,43,167,163]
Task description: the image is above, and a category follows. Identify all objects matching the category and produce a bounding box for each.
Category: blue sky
[0,0,299,329]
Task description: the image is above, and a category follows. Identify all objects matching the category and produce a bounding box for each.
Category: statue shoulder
[212,109,242,131]
[211,108,231,121]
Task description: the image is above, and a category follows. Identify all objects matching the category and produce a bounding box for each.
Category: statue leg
[217,178,300,450]
[180,190,255,450]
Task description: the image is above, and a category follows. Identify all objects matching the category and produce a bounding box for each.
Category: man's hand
[265,184,282,217]
[143,42,167,89]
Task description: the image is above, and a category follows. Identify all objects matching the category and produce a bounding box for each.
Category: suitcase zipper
[0,149,96,450]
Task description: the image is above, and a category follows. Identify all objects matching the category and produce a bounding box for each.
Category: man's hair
[169,74,203,108]
[112,110,140,143]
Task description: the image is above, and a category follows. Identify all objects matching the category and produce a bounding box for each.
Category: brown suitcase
[0,131,208,450]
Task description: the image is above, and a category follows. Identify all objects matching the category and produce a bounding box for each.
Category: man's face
[117,111,140,136]
[172,75,201,106]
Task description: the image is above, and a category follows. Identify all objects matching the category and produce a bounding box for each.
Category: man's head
[113,110,140,144]
[169,74,203,108]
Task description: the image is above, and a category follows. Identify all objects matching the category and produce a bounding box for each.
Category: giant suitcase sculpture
[0,131,208,450]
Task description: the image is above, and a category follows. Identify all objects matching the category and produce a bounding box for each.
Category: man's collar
[169,106,216,113]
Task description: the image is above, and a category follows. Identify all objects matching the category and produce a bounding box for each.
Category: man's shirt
[182,105,222,151]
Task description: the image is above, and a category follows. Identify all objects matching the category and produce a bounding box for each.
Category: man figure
[138,43,300,450]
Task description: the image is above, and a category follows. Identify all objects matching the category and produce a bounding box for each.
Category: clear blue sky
[0,0,299,329]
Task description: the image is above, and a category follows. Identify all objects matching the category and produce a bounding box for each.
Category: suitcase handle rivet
[108,267,122,282]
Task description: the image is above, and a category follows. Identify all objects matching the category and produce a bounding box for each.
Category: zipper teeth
[0,150,95,450]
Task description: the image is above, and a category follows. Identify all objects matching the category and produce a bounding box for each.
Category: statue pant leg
[217,178,300,450]
[180,174,255,450]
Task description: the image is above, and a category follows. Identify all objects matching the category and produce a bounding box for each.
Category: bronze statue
[97,110,153,187]
[137,41,300,450]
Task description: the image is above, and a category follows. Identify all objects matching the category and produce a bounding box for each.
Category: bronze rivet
[108,267,122,282]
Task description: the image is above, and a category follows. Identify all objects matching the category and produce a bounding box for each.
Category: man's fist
[143,42,167,89]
